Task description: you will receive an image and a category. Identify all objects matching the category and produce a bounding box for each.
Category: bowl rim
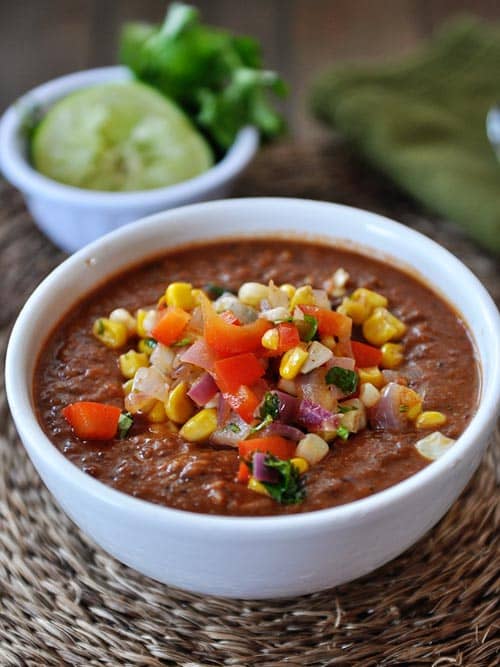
[5,197,500,535]
[0,65,259,208]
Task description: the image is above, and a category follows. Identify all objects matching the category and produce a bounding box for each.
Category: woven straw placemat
[0,142,499,667]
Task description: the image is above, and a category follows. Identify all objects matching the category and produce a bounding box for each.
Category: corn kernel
[399,387,422,420]
[290,457,309,474]
[290,285,315,311]
[92,318,128,349]
[359,382,381,408]
[338,288,388,325]
[415,431,455,460]
[247,477,270,496]
[166,421,180,434]
[339,398,367,433]
[415,411,447,429]
[320,334,337,350]
[191,288,205,305]
[381,342,404,369]
[280,284,296,299]
[337,297,371,325]
[238,282,269,307]
[261,328,279,350]
[165,282,195,310]
[179,408,218,442]
[165,381,195,424]
[279,346,309,379]
[352,288,388,310]
[358,366,385,388]
[137,338,156,357]
[109,308,137,336]
[295,433,329,464]
[147,400,167,423]
[362,307,406,346]
[119,350,149,379]
[122,378,134,395]
[136,309,148,338]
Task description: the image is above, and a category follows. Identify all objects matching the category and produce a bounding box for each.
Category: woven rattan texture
[1,142,499,666]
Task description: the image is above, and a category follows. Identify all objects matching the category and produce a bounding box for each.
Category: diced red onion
[210,413,251,447]
[327,356,355,371]
[297,399,336,428]
[261,423,304,441]
[321,414,341,431]
[297,369,336,411]
[274,390,300,422]
[180,338,216,372]
[150,343,175,375]
[252,452,280,483]
[369,382,407,431]
[217,393,231,426]
[188,306,204,332]
[187,372,218,407]
[381,369,407,386]
[132,366,169,402]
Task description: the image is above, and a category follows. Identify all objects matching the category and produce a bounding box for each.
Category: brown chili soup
[34,240,478,516]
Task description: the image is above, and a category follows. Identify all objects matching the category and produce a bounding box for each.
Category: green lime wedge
[32,81,213,191]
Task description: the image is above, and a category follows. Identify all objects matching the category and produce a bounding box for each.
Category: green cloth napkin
[311,17,500,255]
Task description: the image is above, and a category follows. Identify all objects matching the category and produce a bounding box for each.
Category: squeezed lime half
[32,81,213,191]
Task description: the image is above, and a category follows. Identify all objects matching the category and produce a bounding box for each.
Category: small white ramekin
[0,66,258,252]
[5,198,500,599]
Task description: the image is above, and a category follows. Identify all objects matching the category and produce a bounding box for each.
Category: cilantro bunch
[119,2,287,150]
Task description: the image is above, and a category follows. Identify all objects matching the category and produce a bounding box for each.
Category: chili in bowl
[6,198,500,598]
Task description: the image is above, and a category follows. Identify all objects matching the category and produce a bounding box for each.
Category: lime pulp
[32,81,214,191]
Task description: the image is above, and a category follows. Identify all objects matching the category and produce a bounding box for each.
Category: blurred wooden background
[1,0,499,140]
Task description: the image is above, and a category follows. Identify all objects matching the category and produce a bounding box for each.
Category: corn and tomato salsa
[34,240,478,515]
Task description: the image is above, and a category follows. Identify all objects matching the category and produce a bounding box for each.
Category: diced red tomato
[236,461,250,483]
[219,310,241,326]
[62,402,121,440]
[351,340,382,367]
[277,322,300,352]
[300,305,352,339]
[224,385,261,423]
[201,296,271,356]
[335,339,353,358]
[214,353,265,394]
[239,436,296,461]
[151,307,190,346]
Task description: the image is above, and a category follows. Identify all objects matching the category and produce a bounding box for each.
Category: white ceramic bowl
[0,66,258,253]
[5,198,500,599]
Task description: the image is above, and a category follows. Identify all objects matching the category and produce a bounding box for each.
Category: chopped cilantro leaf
[173,337,192,347]
[295,314,318,342]
[227,422,241,433]
[338,405,356,414]
[261,455,305,504]
[336,425,350,440]
[250,414,273,434]
[203,283,226,300]
[97,319,105,335]
[259,391,280,421]
[117,412,133,439]
[303,314,318,341]
[325,366,358,394]
[143,337,157,350]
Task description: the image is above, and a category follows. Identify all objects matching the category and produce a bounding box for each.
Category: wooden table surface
[2,0,500,140]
